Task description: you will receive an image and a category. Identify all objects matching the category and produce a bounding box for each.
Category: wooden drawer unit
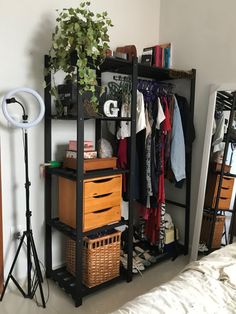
[204,173,234,210]
[58,174,122,230]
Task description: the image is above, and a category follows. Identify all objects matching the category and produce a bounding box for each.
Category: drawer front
[217,186,233,199]
[220,176,234,190]
[84,175,122,198]
[84,191,121,213]
[212,196,231,209]
[83,206,121,231]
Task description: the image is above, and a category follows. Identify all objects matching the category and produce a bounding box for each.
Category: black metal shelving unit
[44,56,196,306]
[204,91,236,250]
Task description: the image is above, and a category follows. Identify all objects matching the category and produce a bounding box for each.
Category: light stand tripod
[0,88,46,307]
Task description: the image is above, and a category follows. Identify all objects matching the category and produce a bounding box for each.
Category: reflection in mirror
[199,90,236,255]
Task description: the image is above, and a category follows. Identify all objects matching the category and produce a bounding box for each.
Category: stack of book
[66,140,97,160]
[141,43,171,69]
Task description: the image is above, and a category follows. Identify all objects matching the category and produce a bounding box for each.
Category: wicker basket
[66,230,121,288]
[200,212,225,249]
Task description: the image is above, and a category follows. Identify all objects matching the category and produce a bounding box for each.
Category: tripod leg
[0,233,26,301]
[29,232,46,308]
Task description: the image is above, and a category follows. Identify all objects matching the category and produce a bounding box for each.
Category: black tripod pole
[24,128,32,297]
[0,128,46,308]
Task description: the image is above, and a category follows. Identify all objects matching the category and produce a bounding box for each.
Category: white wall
[0,0,160,279]
[159,0,236,253]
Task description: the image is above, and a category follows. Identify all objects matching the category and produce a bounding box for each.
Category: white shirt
[117,91,146,139]
[156,97,166,129]
[212,114,225,153]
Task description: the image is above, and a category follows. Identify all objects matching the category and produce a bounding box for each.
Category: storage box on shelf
[66,230,121,288]
[204,172,234,210]
[210,162,231,173]
[58,174,122,231]
[200,212,225,249]
[63,157,117,172]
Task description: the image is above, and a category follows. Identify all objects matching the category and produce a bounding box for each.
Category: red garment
[139,98,172,246]
[144,207,160,245]
[163,99,171,133]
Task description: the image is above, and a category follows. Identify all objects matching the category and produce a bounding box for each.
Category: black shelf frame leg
[74,83,84,307]
[127,57,138,282]
[44,55,53,278]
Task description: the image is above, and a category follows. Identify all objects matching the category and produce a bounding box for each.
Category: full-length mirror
[191,85,236,261]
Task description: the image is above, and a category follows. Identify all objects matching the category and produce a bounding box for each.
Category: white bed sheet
[113,243,236,314]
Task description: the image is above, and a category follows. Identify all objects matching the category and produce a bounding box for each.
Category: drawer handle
[92,178,113,184]
[221,187,229,190]
[94,207,112,214]
[93,193,112,199]
[220,197,228,200]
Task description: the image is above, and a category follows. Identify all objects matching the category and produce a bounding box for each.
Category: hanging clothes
[117,90,146,139]
[175,94,195,154]
[117,80,191,249]
[117,90,146,199]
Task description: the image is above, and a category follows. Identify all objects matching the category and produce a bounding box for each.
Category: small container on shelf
[66,230,121,288]
[63,156,117,172]
[210,161,231,173]
[200,212,225,249]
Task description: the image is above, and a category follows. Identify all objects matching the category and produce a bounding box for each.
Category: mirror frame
[190,84,236,261]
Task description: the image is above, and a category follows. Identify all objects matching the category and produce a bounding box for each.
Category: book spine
[164,47,171,69]
[154,45,162,67]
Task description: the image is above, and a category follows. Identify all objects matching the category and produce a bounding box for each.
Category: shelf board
[223,172,236,178]
[49,218,127,239]
[49,219,76,240]
[48,114,132,122]
[47,168,77,180]
[83,168,129,179]
[100,57,195,80]
[45,55,194,81]
[50,266,123,300]
[84,219,128,236]
[204,208,234,213]
[137,63,194,81]
[47,167,129,180]
[100,57,132,75]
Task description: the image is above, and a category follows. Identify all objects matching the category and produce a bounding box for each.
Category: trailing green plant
[48,1,113,112]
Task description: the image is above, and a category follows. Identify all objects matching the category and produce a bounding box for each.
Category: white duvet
[113,244,236,313]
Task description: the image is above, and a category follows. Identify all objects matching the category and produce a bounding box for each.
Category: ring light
[0,86,46,307]
[2,87,45,128]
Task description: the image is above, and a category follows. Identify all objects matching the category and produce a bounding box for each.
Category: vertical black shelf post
[184,69,196,254]
[95,68,102,150]
[44,55,52,277]
[74,77,84,306]
[127,57,138,281]
[229,196,236,244]
[227,93,236,245]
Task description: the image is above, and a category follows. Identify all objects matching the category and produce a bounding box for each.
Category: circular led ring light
[2,87,45,129]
